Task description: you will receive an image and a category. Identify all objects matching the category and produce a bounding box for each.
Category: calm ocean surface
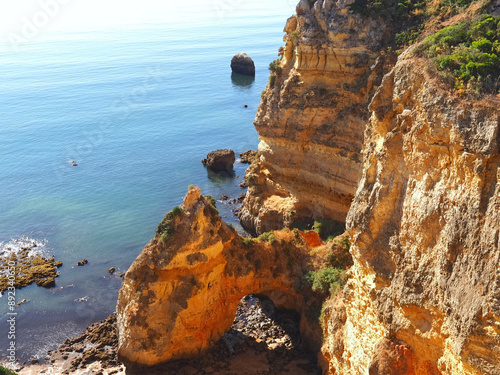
[0,1,296,361]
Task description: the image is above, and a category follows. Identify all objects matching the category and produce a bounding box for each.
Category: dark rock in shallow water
[77,259,88,266]
[202,149,235,174]
[231,53,255,76]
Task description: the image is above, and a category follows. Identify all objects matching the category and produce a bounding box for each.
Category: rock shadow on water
[231,72,255,90]
[206,167,235,181]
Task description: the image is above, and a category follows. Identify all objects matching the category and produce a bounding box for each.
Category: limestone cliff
[239,0,390,235]
[322,51,500,374]
[116,187,323,367]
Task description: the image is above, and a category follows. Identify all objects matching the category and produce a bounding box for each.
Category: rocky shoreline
[15,295,320,375]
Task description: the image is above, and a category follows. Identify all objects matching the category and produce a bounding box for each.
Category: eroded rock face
[116,187,321,367]
[230,53,255,76]
[239,0,391,235]
[202,149,236,174]
[323,52,500,374]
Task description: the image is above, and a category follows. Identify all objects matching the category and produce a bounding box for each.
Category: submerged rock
[77,259,88,266]
[0,248,62,293]
[230,53,255,76]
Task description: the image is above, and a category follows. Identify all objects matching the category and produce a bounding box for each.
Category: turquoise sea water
[0,1,296,362]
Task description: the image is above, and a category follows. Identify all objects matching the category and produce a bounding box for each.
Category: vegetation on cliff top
[350,0,493,49]
[417,14,500,95]
[156,206,183,244]
[350,0,499,95]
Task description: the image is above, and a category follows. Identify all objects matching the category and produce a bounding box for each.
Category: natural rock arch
[116,188,319,367]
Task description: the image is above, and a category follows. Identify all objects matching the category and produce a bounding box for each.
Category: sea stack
[230,53,255,76]
[202,149,235,174]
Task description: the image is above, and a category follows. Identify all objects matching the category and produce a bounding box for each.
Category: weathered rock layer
[322,52,500,374]
[240,0,391,235]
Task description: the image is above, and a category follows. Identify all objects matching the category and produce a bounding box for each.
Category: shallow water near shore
[0,0,297,362]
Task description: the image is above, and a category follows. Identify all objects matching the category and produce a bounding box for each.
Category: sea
[0,0,297,362]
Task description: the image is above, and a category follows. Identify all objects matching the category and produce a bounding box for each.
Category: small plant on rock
[268,59,283,74]
[258,231,276,243]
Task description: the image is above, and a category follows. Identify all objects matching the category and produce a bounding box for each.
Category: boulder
[230,53,255,76]
[202,149,235,174]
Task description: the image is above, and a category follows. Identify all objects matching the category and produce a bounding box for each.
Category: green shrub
[395,25,422,47]
[290,30,299,45]
[305,267,348,295]
[417,15,500,94]
[156,206,183,244]
[242,237,255,246]
[327,237,353,269]
[268,59,282,74]
[0,366,18,375]
[204,195,217,207]
[349,0,422,21]
[258,232,276,243]
[342,237,351,252]
[171,206,183,217]
[188,184,195,191]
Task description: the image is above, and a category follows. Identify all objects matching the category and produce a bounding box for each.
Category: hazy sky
[0,0,297,42]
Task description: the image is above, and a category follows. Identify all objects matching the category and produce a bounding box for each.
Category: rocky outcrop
[0,246,62,293]
[239,150,258,164]
[202,149,235,174]
[321,51,500,374]
[116,187,322,367]
[230,53,255,76]
[239,0,391,235]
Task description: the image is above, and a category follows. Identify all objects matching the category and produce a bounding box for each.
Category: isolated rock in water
[202,149,235,174]
[230,53,255,76]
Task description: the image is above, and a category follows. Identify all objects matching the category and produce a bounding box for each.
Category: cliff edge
[322,49,500,374]
[239,0,391,235]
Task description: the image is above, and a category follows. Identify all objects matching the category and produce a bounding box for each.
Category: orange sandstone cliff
[322,51,500,374]
[239,0,391,235]
[116,187,323,367]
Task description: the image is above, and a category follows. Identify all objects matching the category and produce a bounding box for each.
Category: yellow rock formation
[240,0,390,235]
[324,51,500,374]
[116,188,322,367]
